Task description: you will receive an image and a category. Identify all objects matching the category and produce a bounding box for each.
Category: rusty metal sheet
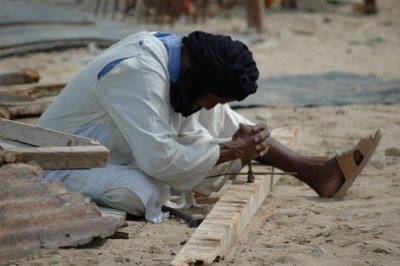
[0,163,122,263]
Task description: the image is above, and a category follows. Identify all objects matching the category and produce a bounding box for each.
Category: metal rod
[247,162,255,183]
[205,171,297,179]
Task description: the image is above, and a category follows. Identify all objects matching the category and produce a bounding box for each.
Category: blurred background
[0,0,399,117]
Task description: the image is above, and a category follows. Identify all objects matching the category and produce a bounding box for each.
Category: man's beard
[169,67,204,117]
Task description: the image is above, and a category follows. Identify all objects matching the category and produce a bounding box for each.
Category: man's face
[194,93,234,110]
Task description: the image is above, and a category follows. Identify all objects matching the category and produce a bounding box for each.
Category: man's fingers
[259,146,269,157]
[254,127,271,143]
[253,122,268,132]
[255,137,269,151]
[255,138,270,157]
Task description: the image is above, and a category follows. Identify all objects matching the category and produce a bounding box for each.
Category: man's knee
[100,188,145,216]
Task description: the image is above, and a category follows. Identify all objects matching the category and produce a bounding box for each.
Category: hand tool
[161,206,204,228]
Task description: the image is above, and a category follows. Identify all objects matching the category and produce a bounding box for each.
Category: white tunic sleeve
[93,50,219,188]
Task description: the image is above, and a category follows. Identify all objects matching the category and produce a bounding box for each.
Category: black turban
[185,31,259,101]
[170,31,259,117]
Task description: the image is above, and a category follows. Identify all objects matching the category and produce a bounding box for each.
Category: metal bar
[205,171,297,179]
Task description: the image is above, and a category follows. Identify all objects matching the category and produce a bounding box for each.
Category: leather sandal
[334,129,382,198]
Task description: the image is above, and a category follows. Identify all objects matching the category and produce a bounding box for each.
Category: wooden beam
[0,83,65,100]
[0,96,55,118]
[171,126,300,266]
[0,118,100,147]
[0,146,109,169]
[0,119,110,169]
[0,83,65,118]
[0,68,40,85]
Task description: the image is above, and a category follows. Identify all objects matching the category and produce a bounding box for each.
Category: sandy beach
[2,0,400,265]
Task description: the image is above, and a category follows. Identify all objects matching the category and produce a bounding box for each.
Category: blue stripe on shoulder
[97,57,131,80]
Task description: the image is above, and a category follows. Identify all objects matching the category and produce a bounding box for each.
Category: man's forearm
[217,142,242,164]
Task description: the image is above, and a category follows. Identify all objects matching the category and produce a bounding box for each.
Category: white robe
[37,31,251,222]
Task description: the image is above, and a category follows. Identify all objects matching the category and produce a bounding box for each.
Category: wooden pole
[246,0,265,33]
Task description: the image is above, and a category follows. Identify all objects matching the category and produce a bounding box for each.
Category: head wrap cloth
[184,31,259,101]
[170,31,259,116]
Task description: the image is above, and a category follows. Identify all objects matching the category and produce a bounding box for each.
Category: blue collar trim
[154,32,182,83]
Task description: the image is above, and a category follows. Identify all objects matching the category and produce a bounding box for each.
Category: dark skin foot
[309,150,364,197]
[225,122,366,198]
[256,138,365,198]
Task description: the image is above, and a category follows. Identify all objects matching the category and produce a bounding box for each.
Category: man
[38,31,381,223]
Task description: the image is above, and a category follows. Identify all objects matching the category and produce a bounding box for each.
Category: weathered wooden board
[0,118,99,147]
[0,96,56,119]
[0,83,65,99]
[0,146,109,170]
[0,68,39,85]
[171,126,300,266]
[0,118,109,169]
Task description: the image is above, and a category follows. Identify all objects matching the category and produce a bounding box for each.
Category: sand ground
[3,0,400,265]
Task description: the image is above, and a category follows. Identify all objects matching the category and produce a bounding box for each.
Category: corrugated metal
[0,163,121,263]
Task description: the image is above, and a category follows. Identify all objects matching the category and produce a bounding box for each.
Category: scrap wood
[0,118,110,169]
[0,96,56,119]
[0,118,100,147]
[0,145,109,170]
[0,163,122,263]
[0,68,39,85]
[0,83,65,119]
[0,83,65,100]
[171,126,300,266]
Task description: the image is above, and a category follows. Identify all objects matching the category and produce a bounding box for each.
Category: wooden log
[171,126,300,266]
[0,146,109,169]
[0,83,65,100]
[0,68,40,85]
[0,118,100,147]
[0,96,55,118]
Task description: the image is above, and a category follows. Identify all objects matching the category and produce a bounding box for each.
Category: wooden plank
[171,126,300,266]
[0,83,65,99]
[0,146,109,169]
[0,83,64,119]
[0,96,55,118]
[0,68,40,85]
[0,119,109,169]
[0,118,100,147]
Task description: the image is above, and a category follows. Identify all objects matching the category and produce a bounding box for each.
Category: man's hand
[217,123,270,164]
